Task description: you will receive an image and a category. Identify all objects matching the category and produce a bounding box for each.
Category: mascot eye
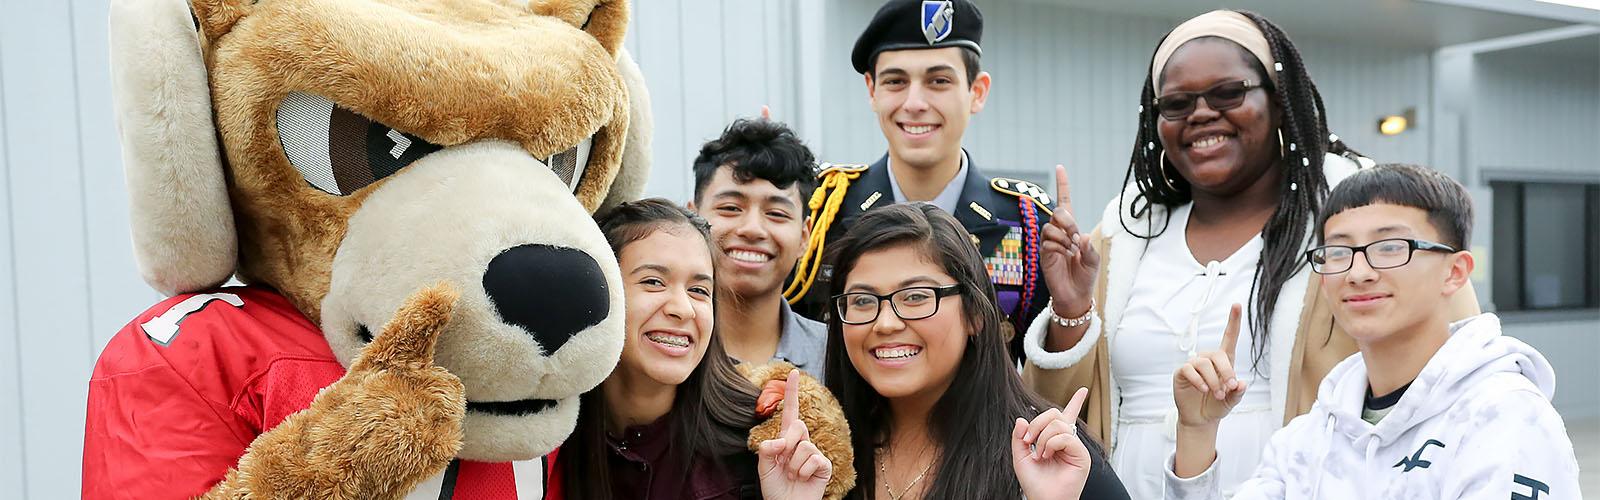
[275,92,443,196]
[545,138,592,192]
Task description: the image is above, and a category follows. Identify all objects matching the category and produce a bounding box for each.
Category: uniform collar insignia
[860,191,883,211]
[968,201,992,221]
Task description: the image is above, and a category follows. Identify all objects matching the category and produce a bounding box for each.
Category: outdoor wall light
[1378,107,1416,136]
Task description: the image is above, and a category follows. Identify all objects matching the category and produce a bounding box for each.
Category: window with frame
[1490,180,1600,311]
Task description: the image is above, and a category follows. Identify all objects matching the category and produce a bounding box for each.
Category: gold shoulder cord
[783,168,863,304]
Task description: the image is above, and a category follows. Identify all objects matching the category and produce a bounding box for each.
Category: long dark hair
[562,198,760,500]
[822,203,1105,499]
[1122,11,1362,372]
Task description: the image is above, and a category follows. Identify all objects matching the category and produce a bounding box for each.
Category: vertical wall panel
[975,3,1003,168]
[1468,42,1600,422]
[1473,44,1599,174]
[1298,40,1433,166]
[763,1,788,121]
[710,0,785,173]
[720,0,765,125]
[677,0,727,197]
[2,2,95,497]
[73,0,158,353]
[820,0,882,165]
[633,0,686,201]
[1,2,1594,497]
[763,0,801,138]
[628,0,801,203]
[0,4,21,494]
[1507,320,1600,420]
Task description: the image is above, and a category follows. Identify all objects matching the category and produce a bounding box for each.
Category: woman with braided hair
[1019,10,1479,498]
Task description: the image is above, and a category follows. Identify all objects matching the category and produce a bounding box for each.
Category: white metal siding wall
[1299,43,1435,166]
[1469,46,1600,420]
[1510,319,1600,419]
[1,1,164,498]
[818,0,1435,222]
[0,1,1594,498]
[0,2,803,496]
[1473,47,1599,174]
[626,0,802,203]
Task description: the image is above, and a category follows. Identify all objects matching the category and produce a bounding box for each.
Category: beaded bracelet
[1048,298,1096,328]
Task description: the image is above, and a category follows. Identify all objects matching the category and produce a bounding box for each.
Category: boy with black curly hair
[689,118,828,381]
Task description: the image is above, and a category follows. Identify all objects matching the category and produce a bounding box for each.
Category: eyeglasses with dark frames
[832,284,964,325]
[1305,238,1459,275]
[1152,80,1265,120]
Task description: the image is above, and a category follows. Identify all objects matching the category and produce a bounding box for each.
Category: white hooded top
[1164,313,1583,499]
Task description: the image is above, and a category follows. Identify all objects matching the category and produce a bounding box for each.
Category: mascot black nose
[482,244,609,354]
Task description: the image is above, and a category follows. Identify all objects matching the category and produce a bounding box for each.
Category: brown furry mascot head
[109,0,650,466]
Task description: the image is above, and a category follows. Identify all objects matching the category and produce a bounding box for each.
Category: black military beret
[851,0,984,75]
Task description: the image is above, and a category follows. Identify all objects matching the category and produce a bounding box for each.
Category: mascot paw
[205,284,467,499]
[741,361,856,500]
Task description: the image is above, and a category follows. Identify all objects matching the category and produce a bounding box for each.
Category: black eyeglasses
[1305,238,1459,275]
[1152,80,1265,120]
[832,284,963,325]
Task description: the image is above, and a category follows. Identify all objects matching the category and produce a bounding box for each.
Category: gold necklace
[877,445,935,500]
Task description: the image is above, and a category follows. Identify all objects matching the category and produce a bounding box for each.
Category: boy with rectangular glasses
[1163,163,1580,499]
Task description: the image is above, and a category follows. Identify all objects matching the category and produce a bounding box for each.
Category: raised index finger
[1220,304,1242,365]
[1054,164,1074,216]
[1062,386,1089,424]
[782,369,801,434]
[350,282,460,372]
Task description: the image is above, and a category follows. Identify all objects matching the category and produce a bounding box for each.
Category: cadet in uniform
[785,0,1079,363]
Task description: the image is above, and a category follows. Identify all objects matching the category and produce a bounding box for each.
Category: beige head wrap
[1151,10,1278,90]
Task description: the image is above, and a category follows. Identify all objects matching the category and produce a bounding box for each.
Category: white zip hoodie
[1164,313,1582,499]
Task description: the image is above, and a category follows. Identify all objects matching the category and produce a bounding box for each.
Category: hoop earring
[1277,128,1287,160]
[1157,151,1178,190]
[1279,128,1301,192]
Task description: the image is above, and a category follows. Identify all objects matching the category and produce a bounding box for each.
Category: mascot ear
[190,0,252,44]
[109,0,241,295]
[598,47,652,215]
[532,0,629,56]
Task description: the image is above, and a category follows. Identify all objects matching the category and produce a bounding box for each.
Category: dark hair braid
[1120,11,1362,373]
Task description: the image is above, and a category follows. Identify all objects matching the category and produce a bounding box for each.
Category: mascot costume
[80,0,853,498]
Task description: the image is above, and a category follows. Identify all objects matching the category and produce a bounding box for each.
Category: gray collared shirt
[886,151,969,214]
[774,300,828,383]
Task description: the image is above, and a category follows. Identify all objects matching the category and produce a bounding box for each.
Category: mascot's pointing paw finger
[83,0,653,497]
[208,283,468,498]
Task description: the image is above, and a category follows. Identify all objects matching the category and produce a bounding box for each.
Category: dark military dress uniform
[780,0,1066,361]
[785,153,1057,363]
[782,3,1134,499]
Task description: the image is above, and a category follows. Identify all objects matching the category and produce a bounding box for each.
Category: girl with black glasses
[823,203,1129,500]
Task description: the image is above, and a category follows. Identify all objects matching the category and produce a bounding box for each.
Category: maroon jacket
[556,415,757,499]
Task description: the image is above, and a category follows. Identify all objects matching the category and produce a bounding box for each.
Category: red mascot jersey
[83,286,561,499]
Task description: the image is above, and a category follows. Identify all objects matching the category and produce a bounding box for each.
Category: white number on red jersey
[141,293,244,345]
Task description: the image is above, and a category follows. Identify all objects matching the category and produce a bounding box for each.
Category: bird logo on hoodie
[1393,439,1446,472]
